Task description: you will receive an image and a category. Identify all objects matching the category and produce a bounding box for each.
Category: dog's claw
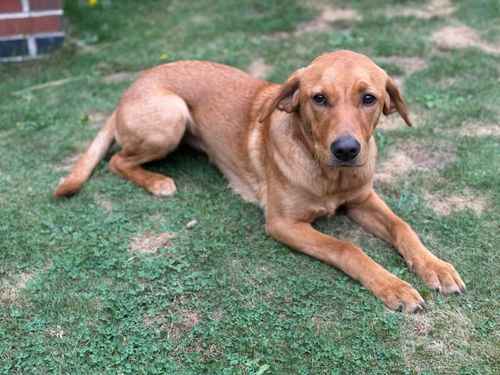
[376,276,425,313]
[416,257,465,297]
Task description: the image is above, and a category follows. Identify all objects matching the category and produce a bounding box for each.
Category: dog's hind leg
[109,92,190,197]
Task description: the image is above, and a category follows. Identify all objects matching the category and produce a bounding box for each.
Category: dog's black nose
[331,136,360,162]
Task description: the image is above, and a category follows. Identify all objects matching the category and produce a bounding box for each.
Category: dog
[54,50,465,312]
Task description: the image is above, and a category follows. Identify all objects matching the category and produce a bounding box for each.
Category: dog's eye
[362,94,377,106]
[312,94,328,106]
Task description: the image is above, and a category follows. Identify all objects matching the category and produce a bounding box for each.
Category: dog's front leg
[266,219,425,312]
[346,190,465,295]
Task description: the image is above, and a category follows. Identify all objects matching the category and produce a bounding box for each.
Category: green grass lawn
[1,0,499,373]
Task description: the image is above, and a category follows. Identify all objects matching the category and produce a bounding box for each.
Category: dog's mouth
[328,158,366,168]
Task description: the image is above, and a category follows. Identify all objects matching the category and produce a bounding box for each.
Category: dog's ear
[383,76,412,127]
[258,70,302,123]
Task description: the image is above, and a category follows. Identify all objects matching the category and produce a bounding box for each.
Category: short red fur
[54,51,465,312]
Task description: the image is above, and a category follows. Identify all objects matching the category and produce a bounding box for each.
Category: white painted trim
[0,54,47,62]
[0,55,28,62]
[21,0,30,12]
[27,36,37,56]
[0,10,63,20]
[0,32,64,41]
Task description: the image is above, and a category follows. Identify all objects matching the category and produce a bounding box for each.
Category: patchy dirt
[378,115,408,131]
[129,231,175,254]
[378,110,424,131]
[375,143,455,184]
[432,25,500,55]
[101,71,138,84]
[375,149,415,184]
[424,190,488,216]
[247,58,273,80]
[387,0,455,19]
[268,4,361,38]
[400,304,473,373]
[0,272,34,305]
[296,6,361,35]
[378,56,428,76]
[376,56,428,91]
[144,309,200,340]
[211,308,224,321]
[46,325,65,339]
[458,122,500,137]
[94,193,113,213]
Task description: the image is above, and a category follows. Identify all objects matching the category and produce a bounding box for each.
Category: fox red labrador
[54,50,465,312]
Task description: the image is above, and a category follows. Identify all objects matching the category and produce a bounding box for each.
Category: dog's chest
[323,196,343,214]
[309,176,373,219]
[313,193,348,217]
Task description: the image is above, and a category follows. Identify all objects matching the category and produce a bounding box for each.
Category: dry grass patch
[376,143,455,184]
[377,56,428,76]
[400,304,474,373]
[144,309,200,340]
[432,25,500,55]
[142,297,218,358]
[296,5,361,34]
[378,110,425,131]
[378,115,409,131]
[458,122,500,137]
[94,193,113,213]
[424,190,488,216]
[271,4,361,39]
[45,325,65,339]
[311,315,337,335]
[376,56,427,93]
[386,0,455,19]
[247,58,273,80]
[0,271,34,305]
[129,231,176,254]
[211,308,224,322]
[101,71,139,84]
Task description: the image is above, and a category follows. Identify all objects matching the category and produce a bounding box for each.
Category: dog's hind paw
[149,177,177,197]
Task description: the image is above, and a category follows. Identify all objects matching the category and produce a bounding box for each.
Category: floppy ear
[383,76,412,127]
[258,71,302,123]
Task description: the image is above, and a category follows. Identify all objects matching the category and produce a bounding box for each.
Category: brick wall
[0,0,64,61]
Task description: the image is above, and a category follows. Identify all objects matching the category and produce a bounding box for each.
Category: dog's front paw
[416,257,465,295]
[373,276,426,313]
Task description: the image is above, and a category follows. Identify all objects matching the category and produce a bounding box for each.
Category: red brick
[29,0,62,11]
[31,15,61,33]
[0,16,61,37]
[0,18,30,37]
[0,0,22,13]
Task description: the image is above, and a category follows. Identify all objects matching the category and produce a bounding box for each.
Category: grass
[1,0,499,373]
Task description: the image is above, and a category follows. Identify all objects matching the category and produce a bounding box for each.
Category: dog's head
[259,50,411,167]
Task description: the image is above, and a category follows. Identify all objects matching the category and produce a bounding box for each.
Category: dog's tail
[54,112,116,198]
